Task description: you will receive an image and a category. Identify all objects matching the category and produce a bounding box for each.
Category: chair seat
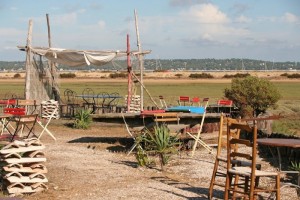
[229,166,279,177]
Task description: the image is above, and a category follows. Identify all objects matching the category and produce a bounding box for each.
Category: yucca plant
[140,124,181,171]
[73,109,92,129]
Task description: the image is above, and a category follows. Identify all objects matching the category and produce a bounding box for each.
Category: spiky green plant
[139,124,181,171]
[290,161,300,172]
[73,109,92,129]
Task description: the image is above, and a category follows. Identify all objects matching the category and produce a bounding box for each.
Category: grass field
[1,79,299,135]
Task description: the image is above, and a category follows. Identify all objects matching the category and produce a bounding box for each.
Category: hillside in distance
[0,58,299,71]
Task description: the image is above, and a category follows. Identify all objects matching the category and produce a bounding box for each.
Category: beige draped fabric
[18,46,150,67]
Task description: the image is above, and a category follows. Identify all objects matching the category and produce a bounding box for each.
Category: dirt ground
[2,119,294,200]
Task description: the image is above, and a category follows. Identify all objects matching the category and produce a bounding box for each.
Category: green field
[1,80,300,103]
[1,79,300,135]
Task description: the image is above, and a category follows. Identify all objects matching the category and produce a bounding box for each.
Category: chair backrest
[4,107,26,116]
[0,99,17,107]
[17,99,37,114]
[178,96,190,106]
[218,100,233,106]
[190,97,200,106]
[82,88,95,104]
[216,114,241,157]
[226,120,257,176]
[108,92,120,106]
[64,89,78,104]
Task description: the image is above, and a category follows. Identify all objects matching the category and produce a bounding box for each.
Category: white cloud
[235,15,252,23]
[180,3,230,24]
[281,12,299,24]
[10,7,18,11]
[0,28,23,37]
[97,20,106,29]
[52,12,78,25]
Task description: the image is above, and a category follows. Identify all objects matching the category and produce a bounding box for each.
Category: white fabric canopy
[18,46,151,67]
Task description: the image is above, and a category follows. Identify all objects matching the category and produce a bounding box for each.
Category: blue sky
[0,0,299,62]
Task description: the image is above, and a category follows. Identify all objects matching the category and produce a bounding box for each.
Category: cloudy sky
[0,0,299,62]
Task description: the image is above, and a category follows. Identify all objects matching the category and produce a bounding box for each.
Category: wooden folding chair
[189,98,212,156]
[37,100,59,141]
[224,121,280,200]
[4,114,38,142]
[17,99,37,114]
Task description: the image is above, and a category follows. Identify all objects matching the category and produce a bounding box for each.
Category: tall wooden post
[25,20,33,99]
[134,9,144,111]
[127,34,132,112]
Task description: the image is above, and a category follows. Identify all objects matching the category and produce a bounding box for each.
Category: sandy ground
[1,119,294,200]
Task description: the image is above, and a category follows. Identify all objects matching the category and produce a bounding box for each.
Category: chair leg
[208,159,219,199]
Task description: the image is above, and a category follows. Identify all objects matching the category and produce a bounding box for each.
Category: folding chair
[37,100,59,140]
[4,114,38,142]
[224,121,280,200]
[190,97,201,106]
[17,99,37,114]
[158,95,167,109]
[178,96,190,106]
[122,113,145,155]
[189,98,212,156]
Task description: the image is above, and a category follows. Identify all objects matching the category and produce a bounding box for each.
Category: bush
[109,73,127,78]
[175,74,183,78]
[287,73,300,78]
[224,76,281,117]
[135,124,180,171]
[13,73,21,78]
[73,109,92,129]
[60,73,76,78]
[223,73,250,78]
[189,73,214,79]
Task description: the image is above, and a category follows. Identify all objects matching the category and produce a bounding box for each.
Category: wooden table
[257,138,300,195]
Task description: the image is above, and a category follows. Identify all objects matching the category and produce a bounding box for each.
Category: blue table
[166,106,205,114]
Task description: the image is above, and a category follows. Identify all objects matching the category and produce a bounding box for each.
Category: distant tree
[13,73,21,78]
[224,76,281,117]
[175,73,183,78]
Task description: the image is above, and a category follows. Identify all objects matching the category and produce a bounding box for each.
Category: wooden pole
[46,14,52,48]
[134,9,144,111]
[127,34,132,112]
[25,20,33,99]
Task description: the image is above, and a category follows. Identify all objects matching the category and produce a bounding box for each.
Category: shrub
[109,73,127,78]
[287,73,300,78]
[223,73,251,78]
[60,73,76,78]
[136,124,180,171]
[175,74,183,78]
[189,73,214,79]
[13,73,21,78]
[224,76,281,117]
[73,109,92,129]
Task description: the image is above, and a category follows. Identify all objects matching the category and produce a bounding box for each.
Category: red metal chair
[178,96,190,106]
[217,100,233,115]
[190,97,201,106]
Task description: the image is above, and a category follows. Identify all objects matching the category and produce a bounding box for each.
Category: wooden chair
[224,121,280,200]
[178,96,190,106]
[208,114,243,199]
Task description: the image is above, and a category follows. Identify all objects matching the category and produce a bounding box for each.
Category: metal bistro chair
[64,89,81,117]
[94,92,110,114]
[178,96,190,106]
[82,88,95,112]
[107,92,120,113]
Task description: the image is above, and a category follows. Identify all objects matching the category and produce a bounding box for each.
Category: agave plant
[140,124,181,171]
[73,109,92,129]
